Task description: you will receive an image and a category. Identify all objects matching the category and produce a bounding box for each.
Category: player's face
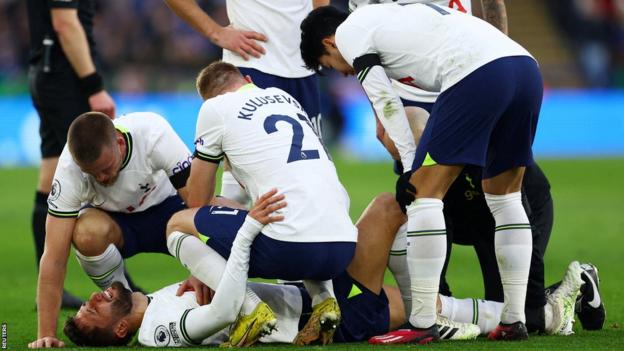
[80,136,125,186]
[74,282,133,329]
[320,37,355,76]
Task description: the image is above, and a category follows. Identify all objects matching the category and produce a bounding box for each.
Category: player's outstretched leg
[222,302,277,347]
[436,316,481,341]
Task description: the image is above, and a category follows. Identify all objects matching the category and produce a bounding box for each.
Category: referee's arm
[50,7,116,117]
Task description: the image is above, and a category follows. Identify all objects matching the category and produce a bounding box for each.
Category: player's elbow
[214,310,238,326]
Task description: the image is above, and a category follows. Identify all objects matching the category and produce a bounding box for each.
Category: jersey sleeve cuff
[353,53,382,83]
[47,209,79,218]
[49,0,78,9]
[193,150,224,164]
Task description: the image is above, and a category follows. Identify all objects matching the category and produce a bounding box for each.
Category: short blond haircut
[196,61,245,100]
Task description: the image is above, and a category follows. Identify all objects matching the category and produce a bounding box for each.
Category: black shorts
[28,65,89,158]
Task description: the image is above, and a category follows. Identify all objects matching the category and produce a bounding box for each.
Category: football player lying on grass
[57,192,596,347]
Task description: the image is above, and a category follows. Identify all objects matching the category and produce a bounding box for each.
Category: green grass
[1,158,623,350]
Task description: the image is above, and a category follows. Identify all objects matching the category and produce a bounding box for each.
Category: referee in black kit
[26,0,115,309]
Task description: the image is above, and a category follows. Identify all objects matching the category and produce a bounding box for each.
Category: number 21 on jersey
[263,113,327,163]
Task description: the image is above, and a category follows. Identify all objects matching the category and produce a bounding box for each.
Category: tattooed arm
[481,0,508,35]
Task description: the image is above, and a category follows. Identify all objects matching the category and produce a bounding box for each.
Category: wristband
[79,72,104,97]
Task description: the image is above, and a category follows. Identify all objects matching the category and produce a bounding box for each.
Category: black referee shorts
[29,65,90,158]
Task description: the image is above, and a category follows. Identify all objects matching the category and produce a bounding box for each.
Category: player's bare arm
[480,0,508,35]
[51,9,115,117]
[185,157,219,208]
[164,0,267,60]
[29,216,76,348]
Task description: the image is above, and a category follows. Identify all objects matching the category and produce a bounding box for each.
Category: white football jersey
[349,0,472,14]
[138,282,303,347]
[336,3,532,168]
[338,3,531,94]
[348,0,474,103]
[47,113,192,217]
[223,0,314,78]
[194,84,357,244]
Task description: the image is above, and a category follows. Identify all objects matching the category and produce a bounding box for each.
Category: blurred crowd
[546,0,624,87]
[1,0,624,93]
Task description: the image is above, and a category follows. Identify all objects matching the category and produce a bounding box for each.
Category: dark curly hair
[300,6,349,73]
[63,316,135,347]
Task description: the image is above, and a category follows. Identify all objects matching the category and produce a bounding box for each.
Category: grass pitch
[1,158,623,350]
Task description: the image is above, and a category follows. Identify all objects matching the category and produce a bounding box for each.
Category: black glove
[393,160,404,175]
[395,171,416,214]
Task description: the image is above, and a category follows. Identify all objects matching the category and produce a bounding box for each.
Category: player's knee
[372,192,403,218]
[166,209,193,237]
[72,217,116,254]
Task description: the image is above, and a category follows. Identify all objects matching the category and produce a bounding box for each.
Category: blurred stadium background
[1,0,624,163]
[1,0,623,349]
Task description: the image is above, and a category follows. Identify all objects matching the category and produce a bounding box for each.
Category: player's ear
[113,319,129,338]
[244,75,253,84]
[321,35,337,50]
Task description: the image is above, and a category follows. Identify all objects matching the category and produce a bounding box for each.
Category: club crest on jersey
[154,325,170,346]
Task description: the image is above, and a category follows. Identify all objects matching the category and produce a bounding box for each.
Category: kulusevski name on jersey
[236,93,304,120]
[48,112,192,217]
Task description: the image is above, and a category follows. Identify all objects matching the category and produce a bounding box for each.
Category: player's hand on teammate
[249,189,286,225]
[28,336,65,348]
[88,90,116,119]
[176,275,216,306]
[395,171,417,213]
[213,26,267,60]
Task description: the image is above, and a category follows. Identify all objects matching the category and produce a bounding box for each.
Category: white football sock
[485,192,532,324]
[438,295,503,334]
[304,280,335,307]
[220,171,250,206]
[406,198,446,328]
[167,231,260,314]
[76,244,129,290]
[388,223,412,315]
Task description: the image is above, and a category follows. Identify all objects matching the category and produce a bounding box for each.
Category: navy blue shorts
[106,195,186,258]
[194,206,355,281]
[238,67,321,135]
[411,56,543,179]
[295,272,390,342]
[332,271,390,342]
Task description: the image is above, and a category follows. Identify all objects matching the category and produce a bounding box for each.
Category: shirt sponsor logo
[172,155,193,174]
[169,322,181,344]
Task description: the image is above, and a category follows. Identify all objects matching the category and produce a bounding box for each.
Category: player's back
[224,0,312,78]
[196,85,356,244]
[337,3,531,92]
[349,0,472,13]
